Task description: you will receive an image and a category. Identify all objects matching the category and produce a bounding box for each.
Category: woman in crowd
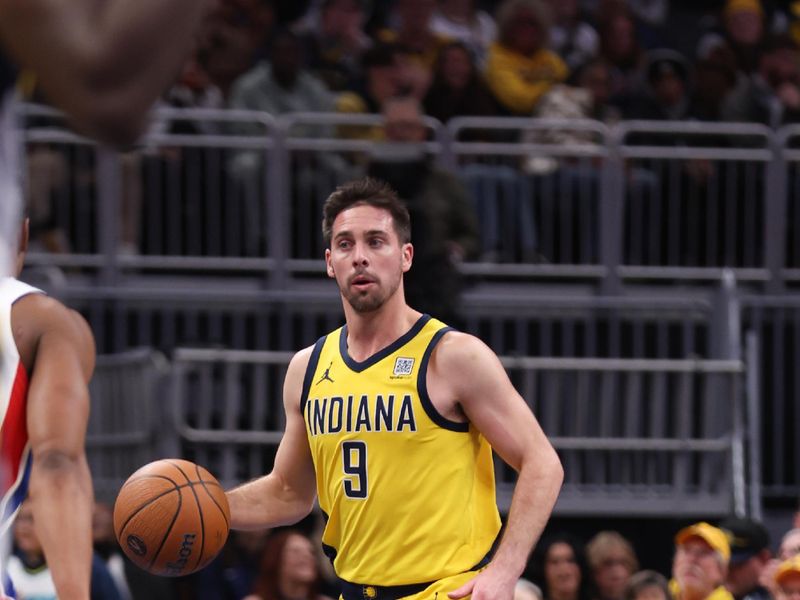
[245,530,333,600]
[530,533,593,600]
[586,531,639,600]
[424,41,501,122]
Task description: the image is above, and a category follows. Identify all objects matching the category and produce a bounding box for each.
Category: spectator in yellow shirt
[484,0,568,115]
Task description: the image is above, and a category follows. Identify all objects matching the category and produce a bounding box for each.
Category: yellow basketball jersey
[301,314,501,586]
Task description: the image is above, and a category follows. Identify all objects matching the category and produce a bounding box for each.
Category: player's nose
[351,242,369,266]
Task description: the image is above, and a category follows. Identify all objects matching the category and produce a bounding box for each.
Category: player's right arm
[0,0,215,145]
[226,346,318,530]
[15,296,96,600]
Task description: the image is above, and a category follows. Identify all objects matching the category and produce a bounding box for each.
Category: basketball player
[226,178,564,600]
[0,218,96,598]
[0,0,217,275]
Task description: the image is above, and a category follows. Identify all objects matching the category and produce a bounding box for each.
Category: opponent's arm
[226,347,318,530]
[440,333,564,600]
[0,0,214,145]
[21,298,96,600]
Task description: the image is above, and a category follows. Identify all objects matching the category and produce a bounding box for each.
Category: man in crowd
[671,522,734,600]
[720,517,772,600]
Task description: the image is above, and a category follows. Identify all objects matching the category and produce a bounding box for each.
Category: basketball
[113,459,230,577]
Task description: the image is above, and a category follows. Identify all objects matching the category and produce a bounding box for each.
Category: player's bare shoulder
[11,292,95,376]
[431,330,496,375]
[282,344,317,412]
[287,344,316,380]
[429,330,507,400]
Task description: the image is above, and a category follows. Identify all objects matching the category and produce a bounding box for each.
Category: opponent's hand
[448,565,517,600]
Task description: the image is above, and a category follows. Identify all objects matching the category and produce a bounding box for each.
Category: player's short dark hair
[322,177,411,246]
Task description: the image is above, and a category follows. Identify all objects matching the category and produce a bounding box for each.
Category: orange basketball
[113,459,230,577]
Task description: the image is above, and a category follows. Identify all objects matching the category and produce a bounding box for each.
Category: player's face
[673,538,725,594]
[326,204,412,313]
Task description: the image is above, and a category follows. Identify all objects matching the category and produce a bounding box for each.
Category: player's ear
[401,242,413,273]
[325,248,335,278]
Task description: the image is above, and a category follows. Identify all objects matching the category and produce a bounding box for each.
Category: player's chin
[347,293,383,313]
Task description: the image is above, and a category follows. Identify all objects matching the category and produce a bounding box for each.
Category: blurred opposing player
[0,219,96,598]
[0,1,214,596]
[0,0,217,275]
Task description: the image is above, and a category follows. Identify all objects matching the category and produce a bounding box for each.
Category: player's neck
[344,301,421,362]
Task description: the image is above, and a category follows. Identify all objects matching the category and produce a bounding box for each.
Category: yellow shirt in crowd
[484,41,568,115]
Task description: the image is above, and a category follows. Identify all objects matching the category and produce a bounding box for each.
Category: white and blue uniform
[0,279,44,598]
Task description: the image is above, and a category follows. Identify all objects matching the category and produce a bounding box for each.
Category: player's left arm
[436,332,564,600]
[21,297,95,600]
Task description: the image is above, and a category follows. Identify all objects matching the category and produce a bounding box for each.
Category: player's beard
[341,265,403,314]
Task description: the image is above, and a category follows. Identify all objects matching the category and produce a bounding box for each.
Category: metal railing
[163,349,752,517]
[16,106,800,291]
[740,296,800,502]
[19,106,796,509]
[87,348,169,503]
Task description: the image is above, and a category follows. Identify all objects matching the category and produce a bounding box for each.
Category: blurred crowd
[24,0,800,273]
[153,0,800,132]
[13,500,800,600]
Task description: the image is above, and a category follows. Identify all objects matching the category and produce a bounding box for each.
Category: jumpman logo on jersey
[316,361,335,384]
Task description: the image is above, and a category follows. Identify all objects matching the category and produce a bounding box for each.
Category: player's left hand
[448,565,517,600]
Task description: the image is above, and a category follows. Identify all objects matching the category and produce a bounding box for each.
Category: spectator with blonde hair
[587,531,639,600]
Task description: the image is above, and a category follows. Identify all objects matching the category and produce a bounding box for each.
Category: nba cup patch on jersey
[391,357,414,377]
